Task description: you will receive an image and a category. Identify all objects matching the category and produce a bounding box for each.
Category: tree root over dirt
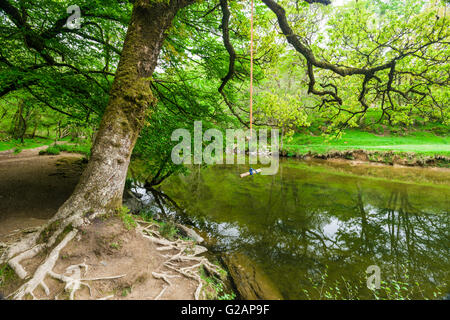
[136,219,222,300]
[2,227,125,300]
[9,230,78,299]
[1,211,224,300]
[0,203,126,300]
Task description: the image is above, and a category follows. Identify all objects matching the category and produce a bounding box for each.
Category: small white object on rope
[240,168,262,178]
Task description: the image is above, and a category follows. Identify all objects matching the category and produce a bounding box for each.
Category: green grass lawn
[0,137,91,157]
[283,130,450,156]
[0,137,54,153]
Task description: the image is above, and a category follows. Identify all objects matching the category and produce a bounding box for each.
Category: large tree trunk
[2,1,194,297]
[58,0,188,219]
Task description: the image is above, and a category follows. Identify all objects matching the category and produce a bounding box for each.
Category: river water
[141,159,449,299]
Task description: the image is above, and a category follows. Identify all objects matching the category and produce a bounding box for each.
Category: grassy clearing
[0,137,54,152]
[283,130,450,156]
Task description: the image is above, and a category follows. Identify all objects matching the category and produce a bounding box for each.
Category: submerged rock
[123,191,143,214]
[176,224,204,243]
[123,197,142,214]
[223,253,283,300]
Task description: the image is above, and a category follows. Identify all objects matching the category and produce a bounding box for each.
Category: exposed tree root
[10,230,78,300]
[2,213,222,300]
[2,208,125,300]
[151,272,180,300]
[0,201,86,272]
[51,263,126,300]
[137,221,222,300]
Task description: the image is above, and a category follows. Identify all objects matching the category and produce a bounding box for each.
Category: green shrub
[118,206,137,230]
[110,242,121,250]
[39,145,61,155]
[38,142,91,157]
[200,267,236,300]
[121,287,131,297]
[57,143,91,157]
[139,209,155,223]
[159,221,178,240]
[0,264,16,288]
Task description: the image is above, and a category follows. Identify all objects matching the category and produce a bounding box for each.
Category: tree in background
[254,0,449,136]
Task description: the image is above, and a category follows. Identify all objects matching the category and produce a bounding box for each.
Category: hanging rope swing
[249,0,254,136]
[240,0,261,178]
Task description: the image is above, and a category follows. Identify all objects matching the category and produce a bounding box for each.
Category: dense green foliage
[255,0,449,136]
[1,0,448,182]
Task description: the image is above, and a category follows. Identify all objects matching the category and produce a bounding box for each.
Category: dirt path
[0,148,225,300]
[0,146,83,237]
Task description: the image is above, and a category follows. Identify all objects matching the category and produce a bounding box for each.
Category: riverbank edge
[124,204,279,300]
[279,149,450,168]
[0,213,237,300]
[139,214,277,300]
[123,193,240,300]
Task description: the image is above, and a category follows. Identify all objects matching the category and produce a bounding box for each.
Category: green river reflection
[155,159,449,299]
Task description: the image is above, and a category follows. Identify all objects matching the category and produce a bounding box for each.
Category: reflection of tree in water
[156,166,449,299]
[379,188,449,287]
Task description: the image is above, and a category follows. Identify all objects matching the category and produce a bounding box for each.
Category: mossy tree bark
[72,0,192,216]
[1,0,195,298]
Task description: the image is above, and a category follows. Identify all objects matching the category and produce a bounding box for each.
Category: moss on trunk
[64,1,189,217]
